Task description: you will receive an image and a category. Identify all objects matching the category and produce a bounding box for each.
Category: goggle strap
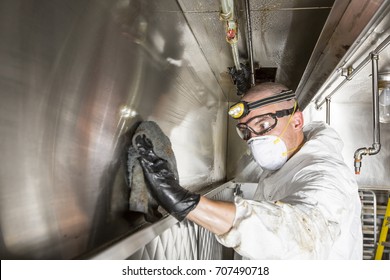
[247,90,295,111]
[274,107,295,118]
[278,101,298,139]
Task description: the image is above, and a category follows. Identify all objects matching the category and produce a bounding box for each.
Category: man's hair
[244,82,298,109]
[244,82,288,98]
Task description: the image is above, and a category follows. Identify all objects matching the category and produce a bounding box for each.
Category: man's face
[238,91,294,141]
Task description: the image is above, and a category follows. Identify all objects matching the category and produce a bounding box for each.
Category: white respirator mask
[247,101,299,171]
[248,135,288,171]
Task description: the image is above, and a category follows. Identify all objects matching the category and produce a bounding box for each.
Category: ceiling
[176,0,335,102]
[174,0,390,108]
[309,1,390,107]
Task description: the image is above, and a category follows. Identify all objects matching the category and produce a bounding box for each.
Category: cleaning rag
[127,121,179,222]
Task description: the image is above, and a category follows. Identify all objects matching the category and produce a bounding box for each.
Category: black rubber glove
[135,134,200,221]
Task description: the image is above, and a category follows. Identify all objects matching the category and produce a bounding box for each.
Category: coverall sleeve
[215,193,340,259]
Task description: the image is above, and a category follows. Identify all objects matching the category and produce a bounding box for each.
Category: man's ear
[292,111,304,130]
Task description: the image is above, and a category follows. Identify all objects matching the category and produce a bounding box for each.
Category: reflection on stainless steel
[0,0,227,259]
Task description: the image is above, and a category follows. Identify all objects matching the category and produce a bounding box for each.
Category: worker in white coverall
[135,82,363,259]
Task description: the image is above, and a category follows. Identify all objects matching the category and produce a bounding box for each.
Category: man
[136,82,363,259]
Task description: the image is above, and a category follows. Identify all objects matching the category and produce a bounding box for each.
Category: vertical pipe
[371,52,380,145]
[325,97,331,125]
[244,0,255,86]
[231,43,241,71]
[353,52,381,174]
[220,0,233,17]
[220,0,241,70]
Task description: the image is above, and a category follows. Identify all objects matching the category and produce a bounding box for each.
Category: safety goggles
[228,90,296,119]
[236,106,297,140]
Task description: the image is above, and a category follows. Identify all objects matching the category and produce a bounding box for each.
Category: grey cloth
[127,121,179,222]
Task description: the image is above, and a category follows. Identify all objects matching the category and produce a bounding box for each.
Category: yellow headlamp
[228,102,248,119]
[228,90,296,119]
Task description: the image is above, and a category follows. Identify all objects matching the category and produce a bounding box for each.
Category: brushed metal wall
[0,0,227,259]
[305,102,390,187]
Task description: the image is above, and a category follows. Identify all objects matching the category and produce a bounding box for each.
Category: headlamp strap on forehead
[247,90,295,111]
[228,89,296,119]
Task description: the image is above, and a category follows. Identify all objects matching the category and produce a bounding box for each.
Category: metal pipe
[244,0,255,86]
[372,54,381,146]
[231,41,241,71]
[316,34,390,109]
[220,0,234,19]
[325,97,331,125]
[220,0,241,70]
[353,52,381,175]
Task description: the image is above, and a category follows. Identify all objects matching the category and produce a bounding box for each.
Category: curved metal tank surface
[0,0,227,259]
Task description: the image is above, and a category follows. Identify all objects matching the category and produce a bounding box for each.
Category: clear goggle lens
[236,115,276,140]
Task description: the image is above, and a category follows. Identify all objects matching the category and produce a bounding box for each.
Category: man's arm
[187,196,235,235]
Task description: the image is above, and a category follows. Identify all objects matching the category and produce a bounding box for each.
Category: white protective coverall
[216,121,363,259]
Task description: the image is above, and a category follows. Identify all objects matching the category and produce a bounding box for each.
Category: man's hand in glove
[136,134,235,235]
[135,134,200,221]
